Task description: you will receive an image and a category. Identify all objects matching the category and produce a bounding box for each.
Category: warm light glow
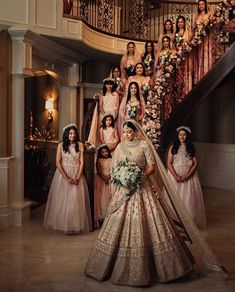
[45,100,54,122]
[45,100,54,110]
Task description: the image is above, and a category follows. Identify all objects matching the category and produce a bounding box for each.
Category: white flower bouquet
[127,103,138,119]
[143,55,154,69]
[174,33,184,50]
[111,159,144,195]
[141,82,151,97]
[125,64,134,77]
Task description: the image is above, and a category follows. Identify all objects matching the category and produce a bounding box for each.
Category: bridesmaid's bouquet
[127,103,138,119]
[141,82,151,98]
[125,64,134,77]
[174,33,184,50]
[111,159,144,195]
[143,55,154,69]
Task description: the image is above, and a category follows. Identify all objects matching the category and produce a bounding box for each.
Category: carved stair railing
[143,1,235,151]
[160,39,235,151]
[63,0,220,42]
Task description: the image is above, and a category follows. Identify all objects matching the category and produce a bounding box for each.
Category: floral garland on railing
[143,53,181,148]
[143,0,234,149]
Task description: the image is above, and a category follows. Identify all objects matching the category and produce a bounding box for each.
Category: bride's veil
[127,119,226,274]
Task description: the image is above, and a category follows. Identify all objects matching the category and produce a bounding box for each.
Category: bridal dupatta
[127,119,226,274]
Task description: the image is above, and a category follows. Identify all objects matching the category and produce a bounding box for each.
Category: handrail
[63,0,220,42]
[160,40,235,150]
[81,98,98,143]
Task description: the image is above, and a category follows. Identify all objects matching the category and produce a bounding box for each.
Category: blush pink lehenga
[86,141,194,286]
[44,143,92,233]
[85,120,226,287]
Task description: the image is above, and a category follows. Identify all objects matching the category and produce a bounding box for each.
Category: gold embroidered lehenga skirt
[85,178,194,286]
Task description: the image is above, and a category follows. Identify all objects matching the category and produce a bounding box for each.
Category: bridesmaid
[175,15,192,48]
[193,0,212,84]
[141,41,155,81]
[127,62,151,98]
[155,19,175,62]
[156,35,177,71]
[174,15,192,100]
[124,82,145,123]
[120,41,141,82]
[156,35,177,120]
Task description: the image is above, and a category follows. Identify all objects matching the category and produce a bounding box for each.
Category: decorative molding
[35,0,57,30]
[67,19,80,35]
[25,30,88,66]
[9,28,88,67]
[0,24,10,31]
[195,142,235,192]
[0,0,29,25]
[0,157,14,229]
[12,201,32,226]
[82,22,143,55]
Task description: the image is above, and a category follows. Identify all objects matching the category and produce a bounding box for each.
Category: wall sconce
[45,100,54,122]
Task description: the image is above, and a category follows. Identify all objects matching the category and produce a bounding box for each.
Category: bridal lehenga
[85,120,226,286]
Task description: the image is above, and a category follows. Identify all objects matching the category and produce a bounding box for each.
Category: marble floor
[0,187,235,292]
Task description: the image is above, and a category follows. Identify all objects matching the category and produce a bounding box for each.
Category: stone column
[59,64,80,138]
[8,27,32,226]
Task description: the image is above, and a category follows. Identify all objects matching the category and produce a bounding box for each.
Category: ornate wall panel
[35,0,57,29]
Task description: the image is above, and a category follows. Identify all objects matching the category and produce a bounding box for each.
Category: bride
[85,120,226,286]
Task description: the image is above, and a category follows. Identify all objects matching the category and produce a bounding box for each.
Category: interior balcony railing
[63,0,219,42]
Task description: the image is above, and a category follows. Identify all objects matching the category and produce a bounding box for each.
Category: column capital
[0,23,10,32]
[8,26,28,41]
[8,27,32,75]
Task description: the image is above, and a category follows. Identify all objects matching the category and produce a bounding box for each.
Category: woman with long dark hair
[193,0,213,83]
[166,126,206,229]
[120,41,141,81]
[44,123,92,234]
[141,41,155,78]
[155,19,175,62]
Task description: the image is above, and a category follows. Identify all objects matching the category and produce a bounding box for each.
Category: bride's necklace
[124,139,139,147]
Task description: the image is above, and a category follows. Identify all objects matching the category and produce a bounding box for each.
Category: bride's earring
[135,132,140,141]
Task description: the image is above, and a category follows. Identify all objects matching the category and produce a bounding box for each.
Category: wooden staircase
[160,40,235,151]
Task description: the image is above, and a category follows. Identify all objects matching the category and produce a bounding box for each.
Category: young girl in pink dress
[166,126,206,229]
[44,124,92,234]
[99,78,119,121]
[94,144,112,228]
[99,114,119,152]
[110,65,125,102]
